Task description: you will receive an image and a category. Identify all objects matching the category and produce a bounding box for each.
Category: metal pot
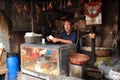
[69,63,83,78]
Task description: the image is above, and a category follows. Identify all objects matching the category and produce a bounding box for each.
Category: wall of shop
[0,0,119,55]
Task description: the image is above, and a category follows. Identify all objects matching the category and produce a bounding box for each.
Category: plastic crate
[24,36,42,44]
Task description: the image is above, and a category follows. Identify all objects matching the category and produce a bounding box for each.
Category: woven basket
[81,47,112,57]
[69,53,90,65]
[95,48,111,57]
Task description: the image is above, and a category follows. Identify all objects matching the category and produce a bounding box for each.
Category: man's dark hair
[64,19,74,26]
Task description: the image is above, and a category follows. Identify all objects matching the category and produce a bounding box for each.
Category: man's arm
[52,38,73,44]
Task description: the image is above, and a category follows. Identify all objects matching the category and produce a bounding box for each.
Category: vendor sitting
[47,19,77,44]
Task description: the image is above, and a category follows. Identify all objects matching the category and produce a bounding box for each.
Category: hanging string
[63,1,66,9]
[42,3,45,11]
[60,0,62,9]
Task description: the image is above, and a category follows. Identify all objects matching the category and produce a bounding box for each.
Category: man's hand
[46,36,51,41]
[89,33,95,39]
[46,36,58,43]
[51,38,58,43]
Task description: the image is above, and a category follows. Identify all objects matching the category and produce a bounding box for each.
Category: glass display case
[20,43,76,79]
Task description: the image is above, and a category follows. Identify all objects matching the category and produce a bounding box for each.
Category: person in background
[47,19,77,44]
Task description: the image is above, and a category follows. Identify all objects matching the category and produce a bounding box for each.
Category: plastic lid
[7,52,18,57]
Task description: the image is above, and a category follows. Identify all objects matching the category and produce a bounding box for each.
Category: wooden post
[118,0,120,57]
[31,0,36,32]
[91,26,96,65]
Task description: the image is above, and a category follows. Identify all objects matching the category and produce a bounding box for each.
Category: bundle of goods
[108,69,120,80]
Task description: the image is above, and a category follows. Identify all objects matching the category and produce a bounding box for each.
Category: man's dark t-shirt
[58,30,77,43]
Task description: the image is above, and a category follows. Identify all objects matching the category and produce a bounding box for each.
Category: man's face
[64,21,72,33]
